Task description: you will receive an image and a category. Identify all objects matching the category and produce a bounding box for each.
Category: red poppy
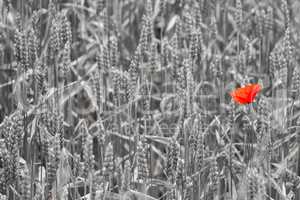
[230,84,261,104]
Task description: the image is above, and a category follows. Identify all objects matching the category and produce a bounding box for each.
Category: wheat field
[0,0,300,199]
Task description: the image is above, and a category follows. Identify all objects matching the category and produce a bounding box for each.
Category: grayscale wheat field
[0,0,300,199]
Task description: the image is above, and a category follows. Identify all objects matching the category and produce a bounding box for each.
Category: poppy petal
[230,91,249,104]
[249,84,261,102]
[233,87,249,100]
